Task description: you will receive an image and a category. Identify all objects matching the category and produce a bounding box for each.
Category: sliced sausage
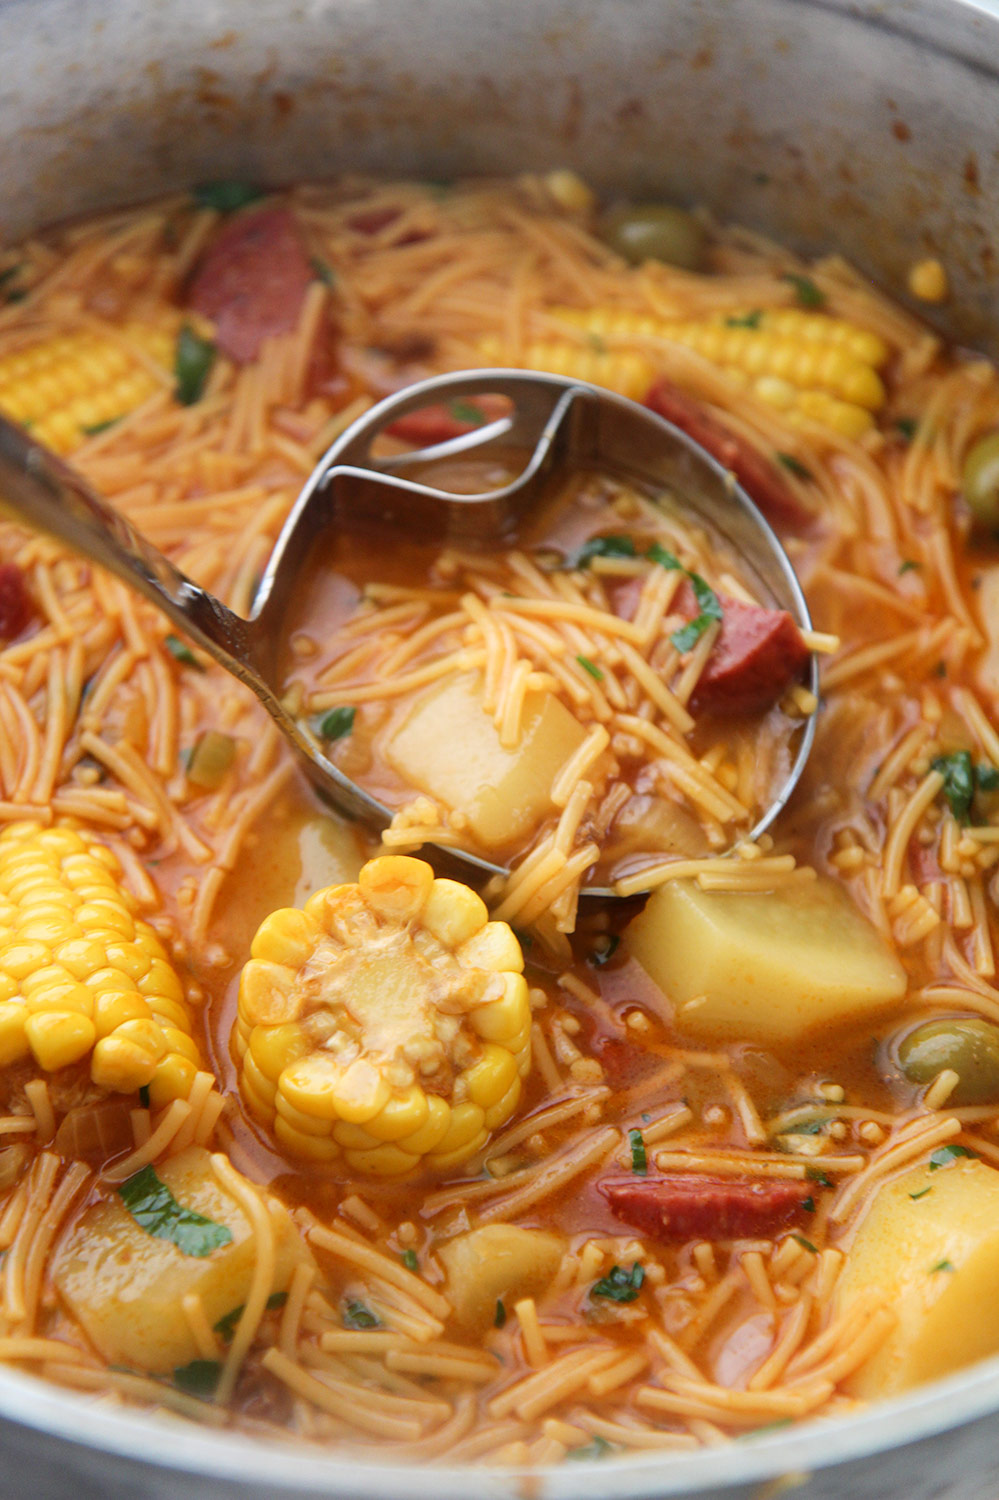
[644,378,812,531]
[384,394,509,447]
[0,564,30,640]
[187,206,315,364]
[602,1174,814,1243]
[673,580,810,717]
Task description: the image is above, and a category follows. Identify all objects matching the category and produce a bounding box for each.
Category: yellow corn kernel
[0,821,201,1103]
[544,169,596,215]
[540,304,889,434]
[0,321,176,454]
[908,258,949,303]
[479,334,655,402]
[236,856,533,1175]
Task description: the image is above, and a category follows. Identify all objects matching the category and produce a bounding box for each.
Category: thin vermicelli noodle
[0,173,995,1460]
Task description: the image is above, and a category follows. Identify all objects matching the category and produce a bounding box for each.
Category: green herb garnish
[802,1196,815,1213]
[776,452,812,480]
[629,1128,647,1176]
[591,1262,645,1304]
[401,1249,419,1272]
[932,750,974,823]
[671,572,722,653]
[895,416,919,441]
[214,1290,287,1342]
[806,1168,833,1187]
[738,1418,794,1441]
[909,1186,932,1201]
[792,1234,818,1254]
[571,534,637,568]
[898,559,921,575]
[318,706,356,742]
[567,1436,613,1460]
[81,417,120,437]
[172,1358,221,1398]
[175,324,216,406]
[929,1143,977,1171]
[118,1165,232,1258]
[588,933,620,968]
[646,542,684,571]
[977,764,999,791]
[576,654,604,681]
[193,181,264,214]
[725,310,763,329]
[310,256,336,286]
[164,634,204,671]
[0,264,24,289]
[343,1299,380,1330]
[931,1259,956,1274]
[494,1299,507,1329]
[138,1085,150,1108]
[447,399,487,426]
[780,1117,829,1136]
[782,272,826,308]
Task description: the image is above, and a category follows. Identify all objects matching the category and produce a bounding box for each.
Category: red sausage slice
[0,564,31,640]
[188,206,315,364]
[644,378,812,530]
[673,580,810,717]
[602,1174,814,1243]
[384,394,510,447]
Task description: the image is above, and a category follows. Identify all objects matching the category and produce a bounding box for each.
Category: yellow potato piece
[438,1224,565,1335]
[53,1146,310,1374]
[836,1158,999,1397]
[625,876,906,1047]
[385,673,587,851]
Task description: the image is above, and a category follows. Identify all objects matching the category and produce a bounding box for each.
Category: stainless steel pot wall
[2,0,999,1495]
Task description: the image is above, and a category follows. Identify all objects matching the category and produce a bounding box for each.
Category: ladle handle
[0,416,262,689]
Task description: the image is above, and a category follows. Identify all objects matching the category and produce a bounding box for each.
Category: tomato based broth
[0,174,997,1459]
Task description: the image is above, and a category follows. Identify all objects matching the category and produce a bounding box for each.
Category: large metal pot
[2,0,999,1494]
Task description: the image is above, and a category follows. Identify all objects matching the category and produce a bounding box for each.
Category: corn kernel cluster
[0,822,200,1103]
[235,855,533,1176]
[0,323,175,454]
[484,305,889,439]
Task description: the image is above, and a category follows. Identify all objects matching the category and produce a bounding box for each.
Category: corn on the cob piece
[0,322,175,453]
[0,821,201,1103]
[235,855,532,1176]
[486,306,889,439]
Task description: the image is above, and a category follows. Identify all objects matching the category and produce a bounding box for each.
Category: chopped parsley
[776,452,812,480]
[310,256,336,286]
[571,534,637,568]
[192,180,264,213]
[725,310,763,329]
[782,272,826,308]
[909,1186,932,1201]
[801,1196,816,1213]
[172,1358,221,1398]
[494,1299,507,1329]
[929,1144,977,1171]
[317,706,356,742]
[118,1165,232,1258]
[401,1249,419,1272]
[175,324,216,406]
[628,1128,647,1176]
[342,1299,380,1330]
[567,1436,613,1460]
[898,559,921,575]
[447,399,487,426]
[588,933,620,968]
[931,750,974,823]
[806,1167,833,1187]
[214,1291,287,1342]
[576,653,604,681]
[164,634,204,671]
[591,1262,645,1304]
[930,1259,956,1274]
[792,1234,818,1255]
[671,572,722,654]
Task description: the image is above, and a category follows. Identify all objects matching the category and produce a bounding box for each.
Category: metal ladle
[0,369,817,896]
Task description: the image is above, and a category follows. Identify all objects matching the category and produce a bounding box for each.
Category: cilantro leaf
[776,451,812,480]
[214,1290,287,1342]
[629,1128,647,1176]
[898,559,921,575]
[792,1234,818,1254]
[782,272,826,308]
[310,256,336,286]
[931,1259,956,1273]
[567,1436,613,1460]
[976,763,999,792]
[591,1262,645,1303]
[164,634,204,671]
[401,1249,419,1272]
[447,400,487,426]
[932,751,974,823]
[576,654,604,681]
[494,1298,507,1328]
[671,572,722,654]
[342,1299,380,1329]
[646,542,684,571]
[118,1165,232,1258]
[571,534,637,568]
[909,1186,932,1201]
[172,1358,221,1397]
[192,181,264,214]
[725,310,762,329]
[175,324,216,406]
[929,1144,977,1171]
[895,416,918,441]
[317,706,356,742]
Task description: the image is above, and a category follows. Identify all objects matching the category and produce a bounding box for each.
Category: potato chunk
[54,1146,309,1374]
[385,673,587,851]
[438,1224,564,1334]
[625,876,906,1047]
[836,1158,999,1396]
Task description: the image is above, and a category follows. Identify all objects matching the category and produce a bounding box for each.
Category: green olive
[598,203,706,271]
[961,431,999,531]
[897,1017,999,1104]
